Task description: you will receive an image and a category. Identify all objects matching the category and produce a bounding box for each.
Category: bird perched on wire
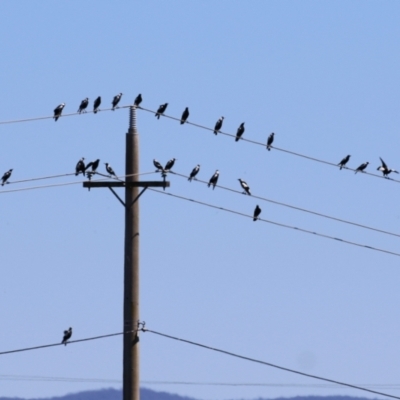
[93,96,101,113]
[77,98,89,114]
[266,132,274,151]
[155,103,168,119]
[75,158,86,176]
[1,169,12,186]
[235,122,245,142]
[134,94,142,107]
[208,170,219,190]
[180,107,189,124]
[238,179,251,195]
[164,158,176,173]
[214,117,224,135]
[188,165,200,182]
[53,103,65,121]
[253,205,261,221]
[62,327,72,346]
[105,163,117,177]
[338,155,351,170]
[85,159,100,179]
[112,93,123,110]
[153,159,164,173]
[377,157,398,177]
[355,162,369,174]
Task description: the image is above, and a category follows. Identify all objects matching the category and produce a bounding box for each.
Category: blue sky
[1,1,400,400]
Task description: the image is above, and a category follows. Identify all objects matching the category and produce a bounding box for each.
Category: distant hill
[0,388,380,400]
[0,388,194,400]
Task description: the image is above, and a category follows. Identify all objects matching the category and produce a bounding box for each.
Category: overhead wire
[0,105,131,125]
[149,188,400,258]
[0,331,133,356]
[170,170,400,239]
[143,328,400,400]
[137,106,400,185]
[1,374,400,390]
[0,171,157,194]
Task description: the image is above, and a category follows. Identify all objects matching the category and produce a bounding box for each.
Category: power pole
[83,105,169,400]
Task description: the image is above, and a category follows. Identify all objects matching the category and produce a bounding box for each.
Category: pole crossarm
[83,181,170,189]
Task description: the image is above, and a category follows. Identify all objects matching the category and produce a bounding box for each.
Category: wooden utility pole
[83,105,169,400]
[123,106,140,400]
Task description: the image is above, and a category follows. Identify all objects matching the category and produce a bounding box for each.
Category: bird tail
[267,146,271,151]
[94,110,97,114]
[253,217,257,221]
[207,183,210,187]
[188,177,192,182]
[235,137,239,142]
[214,130,217,135]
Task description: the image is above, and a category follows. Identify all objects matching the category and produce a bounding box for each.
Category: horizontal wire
[8,172,76,185]
[170,171,400,239]
[1,374,400,389]
[149,189,400,258]
[137,106,400,185]
[0,105,131,125]
[0,331,133,356]
[143,328,400,400]
[0,171,157,194]
[143,381,400,389]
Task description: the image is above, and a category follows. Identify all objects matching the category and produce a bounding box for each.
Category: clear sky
[1,1,400,400]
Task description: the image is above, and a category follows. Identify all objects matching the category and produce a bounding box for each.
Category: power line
[8,172,76,185]
[149,188,400,258]
[0,331,132,356]
[0,172,157,194]
[2,374,400,390]
[0,105,131,125]
[137,106,400,185]
[143,328,400,400]
[170,171,400,239]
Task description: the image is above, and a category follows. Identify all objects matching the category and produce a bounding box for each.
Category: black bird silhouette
[188,165,200,182]
[208,170,219,190]
[93,96,101,113]
[377,157,399,177]
[105,163,116,177]
[153,159,164,172]
[164,158,176,172]
[134,94,142,107]
[78,98,89,114]
[180,107,189,124]
[253,205,261,221]
[53,103,65,121]
[235,123,245,142]
[85,159,100,179]
[214,117,224,135]
[62,327,72,346]
[155,103,168,119]
[338,155,351,170]
[355,162,369,174]
[75,158,86,176]
[1,169,12,186]
[238,179,251,195]
[112,93,123,110]
[266,132,274,151]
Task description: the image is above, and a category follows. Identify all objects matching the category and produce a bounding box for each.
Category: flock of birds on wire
[51,92,399,178]
[1,92,399,222]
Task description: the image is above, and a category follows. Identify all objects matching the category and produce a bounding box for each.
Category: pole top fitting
[129,106,137,131]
